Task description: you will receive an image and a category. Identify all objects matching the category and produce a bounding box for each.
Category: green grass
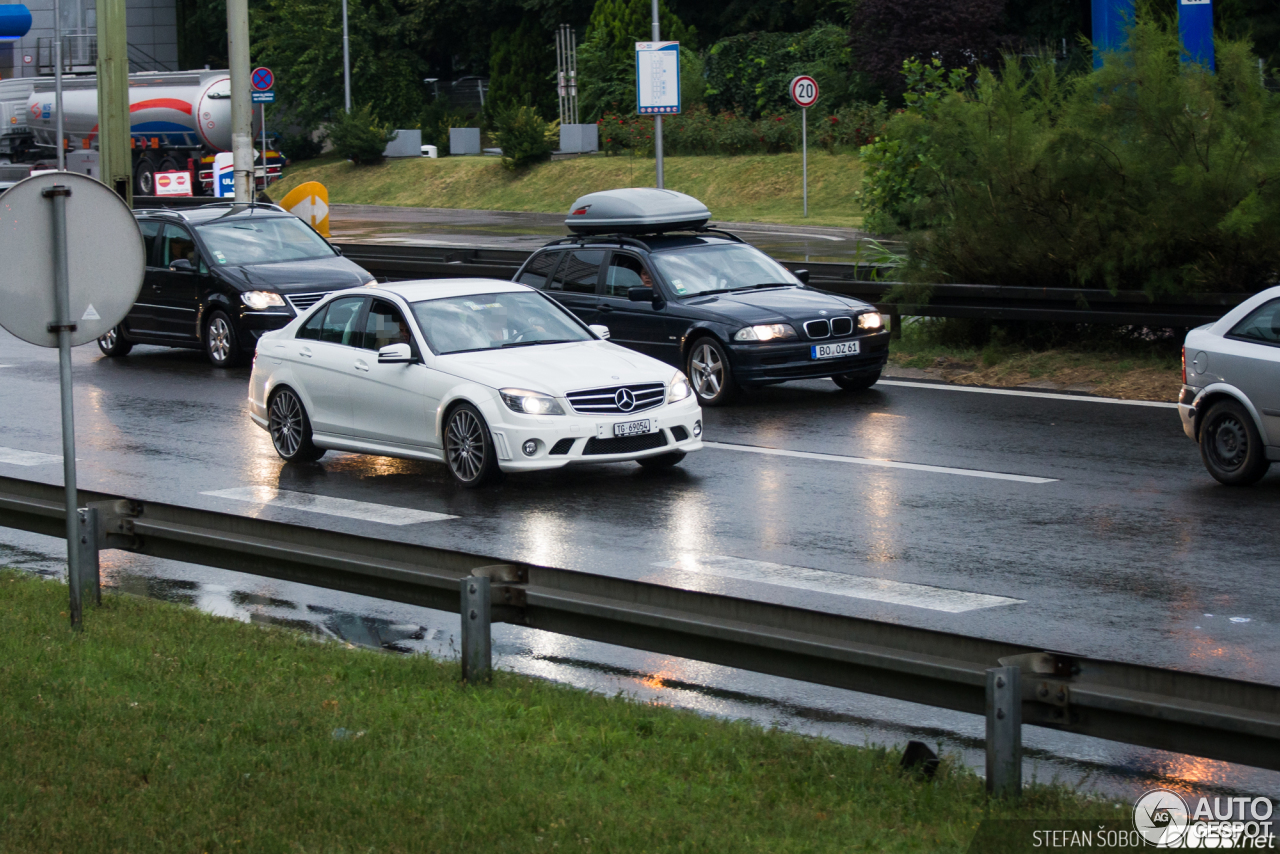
[0,570,1119,852]
[270,152,866,228]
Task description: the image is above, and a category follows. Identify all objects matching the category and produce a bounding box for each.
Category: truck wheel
[135,159,156,196]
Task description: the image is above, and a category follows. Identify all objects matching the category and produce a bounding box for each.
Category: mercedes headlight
[733,323,797,342]
[242,290,286,310]
[858,312,883,330]
[668,373,692,403]
[499,389,565,416]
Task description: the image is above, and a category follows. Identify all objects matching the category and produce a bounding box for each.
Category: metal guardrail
[331,243,1247,328]
[2,473,1279,794]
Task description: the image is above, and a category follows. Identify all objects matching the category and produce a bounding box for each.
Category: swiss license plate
[811,341,860,360]
[614,419,653,437]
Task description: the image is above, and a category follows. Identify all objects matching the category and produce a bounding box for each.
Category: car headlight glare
[668,373,692,403]
[499,388,565,416]
[242,290,286,310]
[858,312,883,330]
[733,323,797,342]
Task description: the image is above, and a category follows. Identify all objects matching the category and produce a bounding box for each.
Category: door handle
[299,347,312,358]
[354,360,370,372]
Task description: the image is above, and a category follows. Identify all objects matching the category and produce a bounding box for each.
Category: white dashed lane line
[878,380,1179,409]
[703,441,1057,484]
[654,554,1023,613]
[0,447,63,466]
[201,486,456,525]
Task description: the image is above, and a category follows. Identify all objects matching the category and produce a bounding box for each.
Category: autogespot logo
[1134,789,1190,847]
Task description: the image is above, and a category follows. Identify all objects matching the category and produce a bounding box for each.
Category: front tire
[97,325,133,357]
[1199,400,1270,486]
[833,369,881,392]
[637,451,686,469]
[204,309,244,367]
[687,337,738,407]
[268,387,325,462]
[444,403,503,488]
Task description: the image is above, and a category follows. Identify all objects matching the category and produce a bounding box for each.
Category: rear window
[1228,299,1280,346]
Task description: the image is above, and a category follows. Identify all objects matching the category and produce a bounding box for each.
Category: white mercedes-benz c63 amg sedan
[248,279,703,486]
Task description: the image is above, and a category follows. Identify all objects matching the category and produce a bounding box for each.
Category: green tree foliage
[493,104,557,169]
[252,0,434,129]
[327,104,397,164]
[488,16,558,119]
[677,0,847,45]
[175,0,228,70]
[577,0,695,121]
[859,20,1280,297]
[704,24,867,118]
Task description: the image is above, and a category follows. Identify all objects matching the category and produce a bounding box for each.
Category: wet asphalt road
[2,328,1279,799]
[327,204,878,264]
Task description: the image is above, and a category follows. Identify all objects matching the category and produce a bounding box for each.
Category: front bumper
[239,309,295,342]
[487,396,703,472]
[728,329,891,385]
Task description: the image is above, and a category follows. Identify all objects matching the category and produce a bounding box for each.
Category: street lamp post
[342,0,351,112]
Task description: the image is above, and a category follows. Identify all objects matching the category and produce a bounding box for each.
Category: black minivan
[98,203,375,367]
[512,231,890,406]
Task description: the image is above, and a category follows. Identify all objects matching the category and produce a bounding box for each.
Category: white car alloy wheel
[268,388,323,462]
[688,338,736,406]
[445,404,501,487]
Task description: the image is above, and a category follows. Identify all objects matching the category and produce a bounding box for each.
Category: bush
[859,19,1280,296]
[326,105,397,165]
[493,105,556,170]
[277,129,324,163]
[418,99,469,156]
[578,0,695,122]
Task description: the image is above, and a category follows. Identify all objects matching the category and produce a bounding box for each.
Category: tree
[577,0,695,121]
[488,16,557,119]
[849,0,1005,99]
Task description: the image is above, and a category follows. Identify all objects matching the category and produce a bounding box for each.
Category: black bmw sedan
[97,204,376,367]
[512,232,890,405]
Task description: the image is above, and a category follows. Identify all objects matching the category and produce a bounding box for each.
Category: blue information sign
[251,91,275,103]
[1178,0,1214,70]
[1091,0,1134,68]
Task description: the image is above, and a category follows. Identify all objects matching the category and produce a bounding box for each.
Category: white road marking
[703,441,1057,483]
[654,554,1023,613]
[201,486,456,525]
[878,379,1178,409]
[729,229,846,241]
[0,447,62,466]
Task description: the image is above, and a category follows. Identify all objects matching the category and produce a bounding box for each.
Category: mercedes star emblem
[615,388,636,411]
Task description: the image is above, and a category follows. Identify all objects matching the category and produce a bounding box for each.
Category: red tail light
[572,206,590,215]
[1181,346,1186,384]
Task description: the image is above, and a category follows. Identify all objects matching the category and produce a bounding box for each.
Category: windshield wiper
[500,339,577,348]
[730,282,795,293]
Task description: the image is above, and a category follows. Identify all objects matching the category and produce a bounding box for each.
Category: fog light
[522,440,538,456]
[692,420,702,438]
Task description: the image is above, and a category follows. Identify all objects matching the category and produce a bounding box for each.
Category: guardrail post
[460,576,491,684]
[76,507,100,606]
[985,665,1022,798]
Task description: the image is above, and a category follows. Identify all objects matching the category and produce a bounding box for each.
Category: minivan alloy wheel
[208,316,233,363]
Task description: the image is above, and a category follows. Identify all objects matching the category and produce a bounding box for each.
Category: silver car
[1180,285,1280,485]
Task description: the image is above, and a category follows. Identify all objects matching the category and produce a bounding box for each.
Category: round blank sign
[0,171,144,347]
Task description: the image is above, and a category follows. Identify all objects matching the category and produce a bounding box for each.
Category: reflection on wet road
[2,327,1279,803]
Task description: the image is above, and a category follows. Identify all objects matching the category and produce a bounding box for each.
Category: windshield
[195,216,335,266]
[410,291,592,355]
[649,243,801,297]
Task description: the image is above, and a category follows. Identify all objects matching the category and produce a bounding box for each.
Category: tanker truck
[20,69,281,195]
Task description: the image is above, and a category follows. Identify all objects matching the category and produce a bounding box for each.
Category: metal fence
[2,473,1278,795]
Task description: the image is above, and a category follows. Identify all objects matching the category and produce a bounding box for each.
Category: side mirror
[792,268,810,285]
[169,258,195,273]
[588,324,611,340]
[332,246,343,256]
[627,286,655,302]
[377,343,413,364]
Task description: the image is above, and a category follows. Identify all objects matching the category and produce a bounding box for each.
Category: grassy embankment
[270,152,866,229]
[0,570,1122,852]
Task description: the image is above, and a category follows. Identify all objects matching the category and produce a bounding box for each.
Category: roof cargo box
[565,188,710,235]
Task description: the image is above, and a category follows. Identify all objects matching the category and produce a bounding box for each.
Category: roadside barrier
[331,243,1246,329]
[3,472,1277,797]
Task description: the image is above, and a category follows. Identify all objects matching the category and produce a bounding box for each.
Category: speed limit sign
[790,75,819,108]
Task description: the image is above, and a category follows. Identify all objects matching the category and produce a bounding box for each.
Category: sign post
[790,75,819,218]
[0,173,144,630]
[252,68,275,195]
[636,40,680,190]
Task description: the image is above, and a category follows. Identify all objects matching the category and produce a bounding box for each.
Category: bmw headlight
[733,323,797,342]
[858,312,883,330]
[668,373,692,403]
[499,388,565,416]
[242,290,286,310]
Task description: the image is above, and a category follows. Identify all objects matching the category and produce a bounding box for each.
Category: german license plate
[811,341,860,360]
[614,419,653,437]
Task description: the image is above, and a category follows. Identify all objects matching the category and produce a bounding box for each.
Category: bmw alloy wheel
[269,390,304,458]
[690,342,723,399]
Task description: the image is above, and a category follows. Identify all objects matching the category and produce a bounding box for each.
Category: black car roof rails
[544,234,654,252]
[692,226,745,244]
